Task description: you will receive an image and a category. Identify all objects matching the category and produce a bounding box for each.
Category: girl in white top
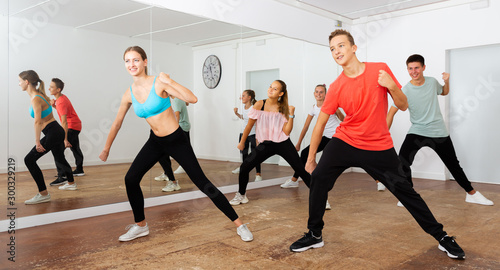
[233,90,262,181]
[229,80,311,205]
[281,84,344,189]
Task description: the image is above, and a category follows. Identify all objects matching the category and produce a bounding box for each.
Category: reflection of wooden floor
[3,173,499,269]
[7,159,295,218]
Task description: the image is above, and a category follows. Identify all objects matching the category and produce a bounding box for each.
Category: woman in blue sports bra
[19,70,77,205]
[99,46,253,242]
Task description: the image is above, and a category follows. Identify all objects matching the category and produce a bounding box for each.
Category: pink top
[248,107,289,143]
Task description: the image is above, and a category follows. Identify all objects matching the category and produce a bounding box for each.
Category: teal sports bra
[30,95,52,118]
[130,77,171,119]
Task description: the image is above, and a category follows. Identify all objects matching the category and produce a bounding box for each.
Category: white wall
[191,36,338,163]
[352,1,500,180]
[1,3,8,172]
[7,18,192,172]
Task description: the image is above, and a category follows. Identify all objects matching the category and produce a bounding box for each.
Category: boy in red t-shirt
[49,78,84,183]
[289,30,465,260]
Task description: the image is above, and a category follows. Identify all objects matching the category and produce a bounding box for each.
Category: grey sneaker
[119,223,149,242]
[237,223,253,242]
[25,193,51,205]
[154,173,169,181]
[162,181,181,192]
[229,192,249,205]
[325,200,332,210]
[59,183,77,190]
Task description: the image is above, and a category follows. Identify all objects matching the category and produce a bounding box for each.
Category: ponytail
[244,89,257,105]
[19,70,49,100]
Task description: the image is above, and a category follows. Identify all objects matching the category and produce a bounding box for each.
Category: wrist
[289,115,295,119]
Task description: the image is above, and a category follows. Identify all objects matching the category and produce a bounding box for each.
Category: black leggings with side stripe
[238,138,310,195]
[125,127,238,223]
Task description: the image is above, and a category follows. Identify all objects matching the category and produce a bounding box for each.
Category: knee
[124,172,140,188]
[24,154,35,166]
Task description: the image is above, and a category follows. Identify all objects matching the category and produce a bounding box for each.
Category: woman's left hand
[36,143,46,153]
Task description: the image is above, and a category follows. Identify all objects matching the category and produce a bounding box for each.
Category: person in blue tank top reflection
[19,70,77,206]
[99,46,253,242]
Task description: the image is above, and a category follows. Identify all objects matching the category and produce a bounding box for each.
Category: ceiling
[8,0,269,47]
[9,0,466,46]
[294,0,452,20]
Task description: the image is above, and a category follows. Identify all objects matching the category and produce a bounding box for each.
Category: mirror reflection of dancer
[20,70,77,205]
[49,78,85,185]
[290,30,465,260]
[232,90,262,182]
[99,46,253,242]
[154,95,191,192]
[387,54,493,206]
[281,84,344,199]
[230,80,323,207]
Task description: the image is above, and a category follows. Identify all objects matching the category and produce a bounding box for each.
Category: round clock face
[202,55,222,89]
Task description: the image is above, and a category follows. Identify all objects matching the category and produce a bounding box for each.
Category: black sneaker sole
[438,244,465,259]
[73,173,85,176]
[290,241,324,252]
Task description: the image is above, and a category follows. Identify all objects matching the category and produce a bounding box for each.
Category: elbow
[190,96,198,104]
[399,104,408,111]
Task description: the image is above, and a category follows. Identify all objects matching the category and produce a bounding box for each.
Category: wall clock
[202,55,222,89]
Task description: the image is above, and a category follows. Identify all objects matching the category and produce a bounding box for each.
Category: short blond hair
[328,29,355,46]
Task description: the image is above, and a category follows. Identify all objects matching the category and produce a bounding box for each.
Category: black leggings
[239,133,261,173]
[308,138,447,241]
[238,138,310,195]
[293,136,331,179]
[125,127,238,223]
[24,121,74,192]
[399,134,474,192]
[57,128,84,176]
[158,131,190,181]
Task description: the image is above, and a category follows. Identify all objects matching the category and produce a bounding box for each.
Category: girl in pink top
[229,80,311,205]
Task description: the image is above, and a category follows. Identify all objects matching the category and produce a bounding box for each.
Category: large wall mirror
[1,0,339,227]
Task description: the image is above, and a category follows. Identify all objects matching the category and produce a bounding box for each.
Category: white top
[241,106,256,135]
[309,104,341,138]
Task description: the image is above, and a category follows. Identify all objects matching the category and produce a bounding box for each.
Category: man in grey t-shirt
[387,54,493,206]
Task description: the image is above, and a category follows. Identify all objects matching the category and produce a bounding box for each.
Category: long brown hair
[243,89,256,105]
[275,80,289,118]
[19,70,49,101]
[123,46,148,75]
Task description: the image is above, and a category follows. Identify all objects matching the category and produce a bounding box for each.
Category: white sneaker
[397,201,404,207]
[237,223,253,242]
[118,223,149,241]
[280,178,299,188]
[377,182,386,191]
[154,173,169,181]
[59,183,77,190]
[232,167,240,174]
[229,192,249,205]
[465,191,494,206]
[326,200,332,210]
[174,166,185,174]
[25,193,51,204]
[162,181,181,192]
[254,175,263,182]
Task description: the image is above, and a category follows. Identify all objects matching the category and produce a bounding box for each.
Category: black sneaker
[290,231,324,252]
[438,236,465,259]
[50,177,68,186]
[72,170,85,176]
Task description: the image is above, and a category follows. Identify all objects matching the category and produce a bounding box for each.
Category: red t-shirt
[55,94,82,131]
[321,62,401,151]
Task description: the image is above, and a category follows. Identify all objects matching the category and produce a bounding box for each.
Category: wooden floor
[1,161,500,269]
[3,159,292,218]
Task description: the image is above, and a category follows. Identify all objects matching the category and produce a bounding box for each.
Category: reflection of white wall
[7,19,192,172]
[191,36,338,163]
[359,2,500,181]
[1,3,7,173]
